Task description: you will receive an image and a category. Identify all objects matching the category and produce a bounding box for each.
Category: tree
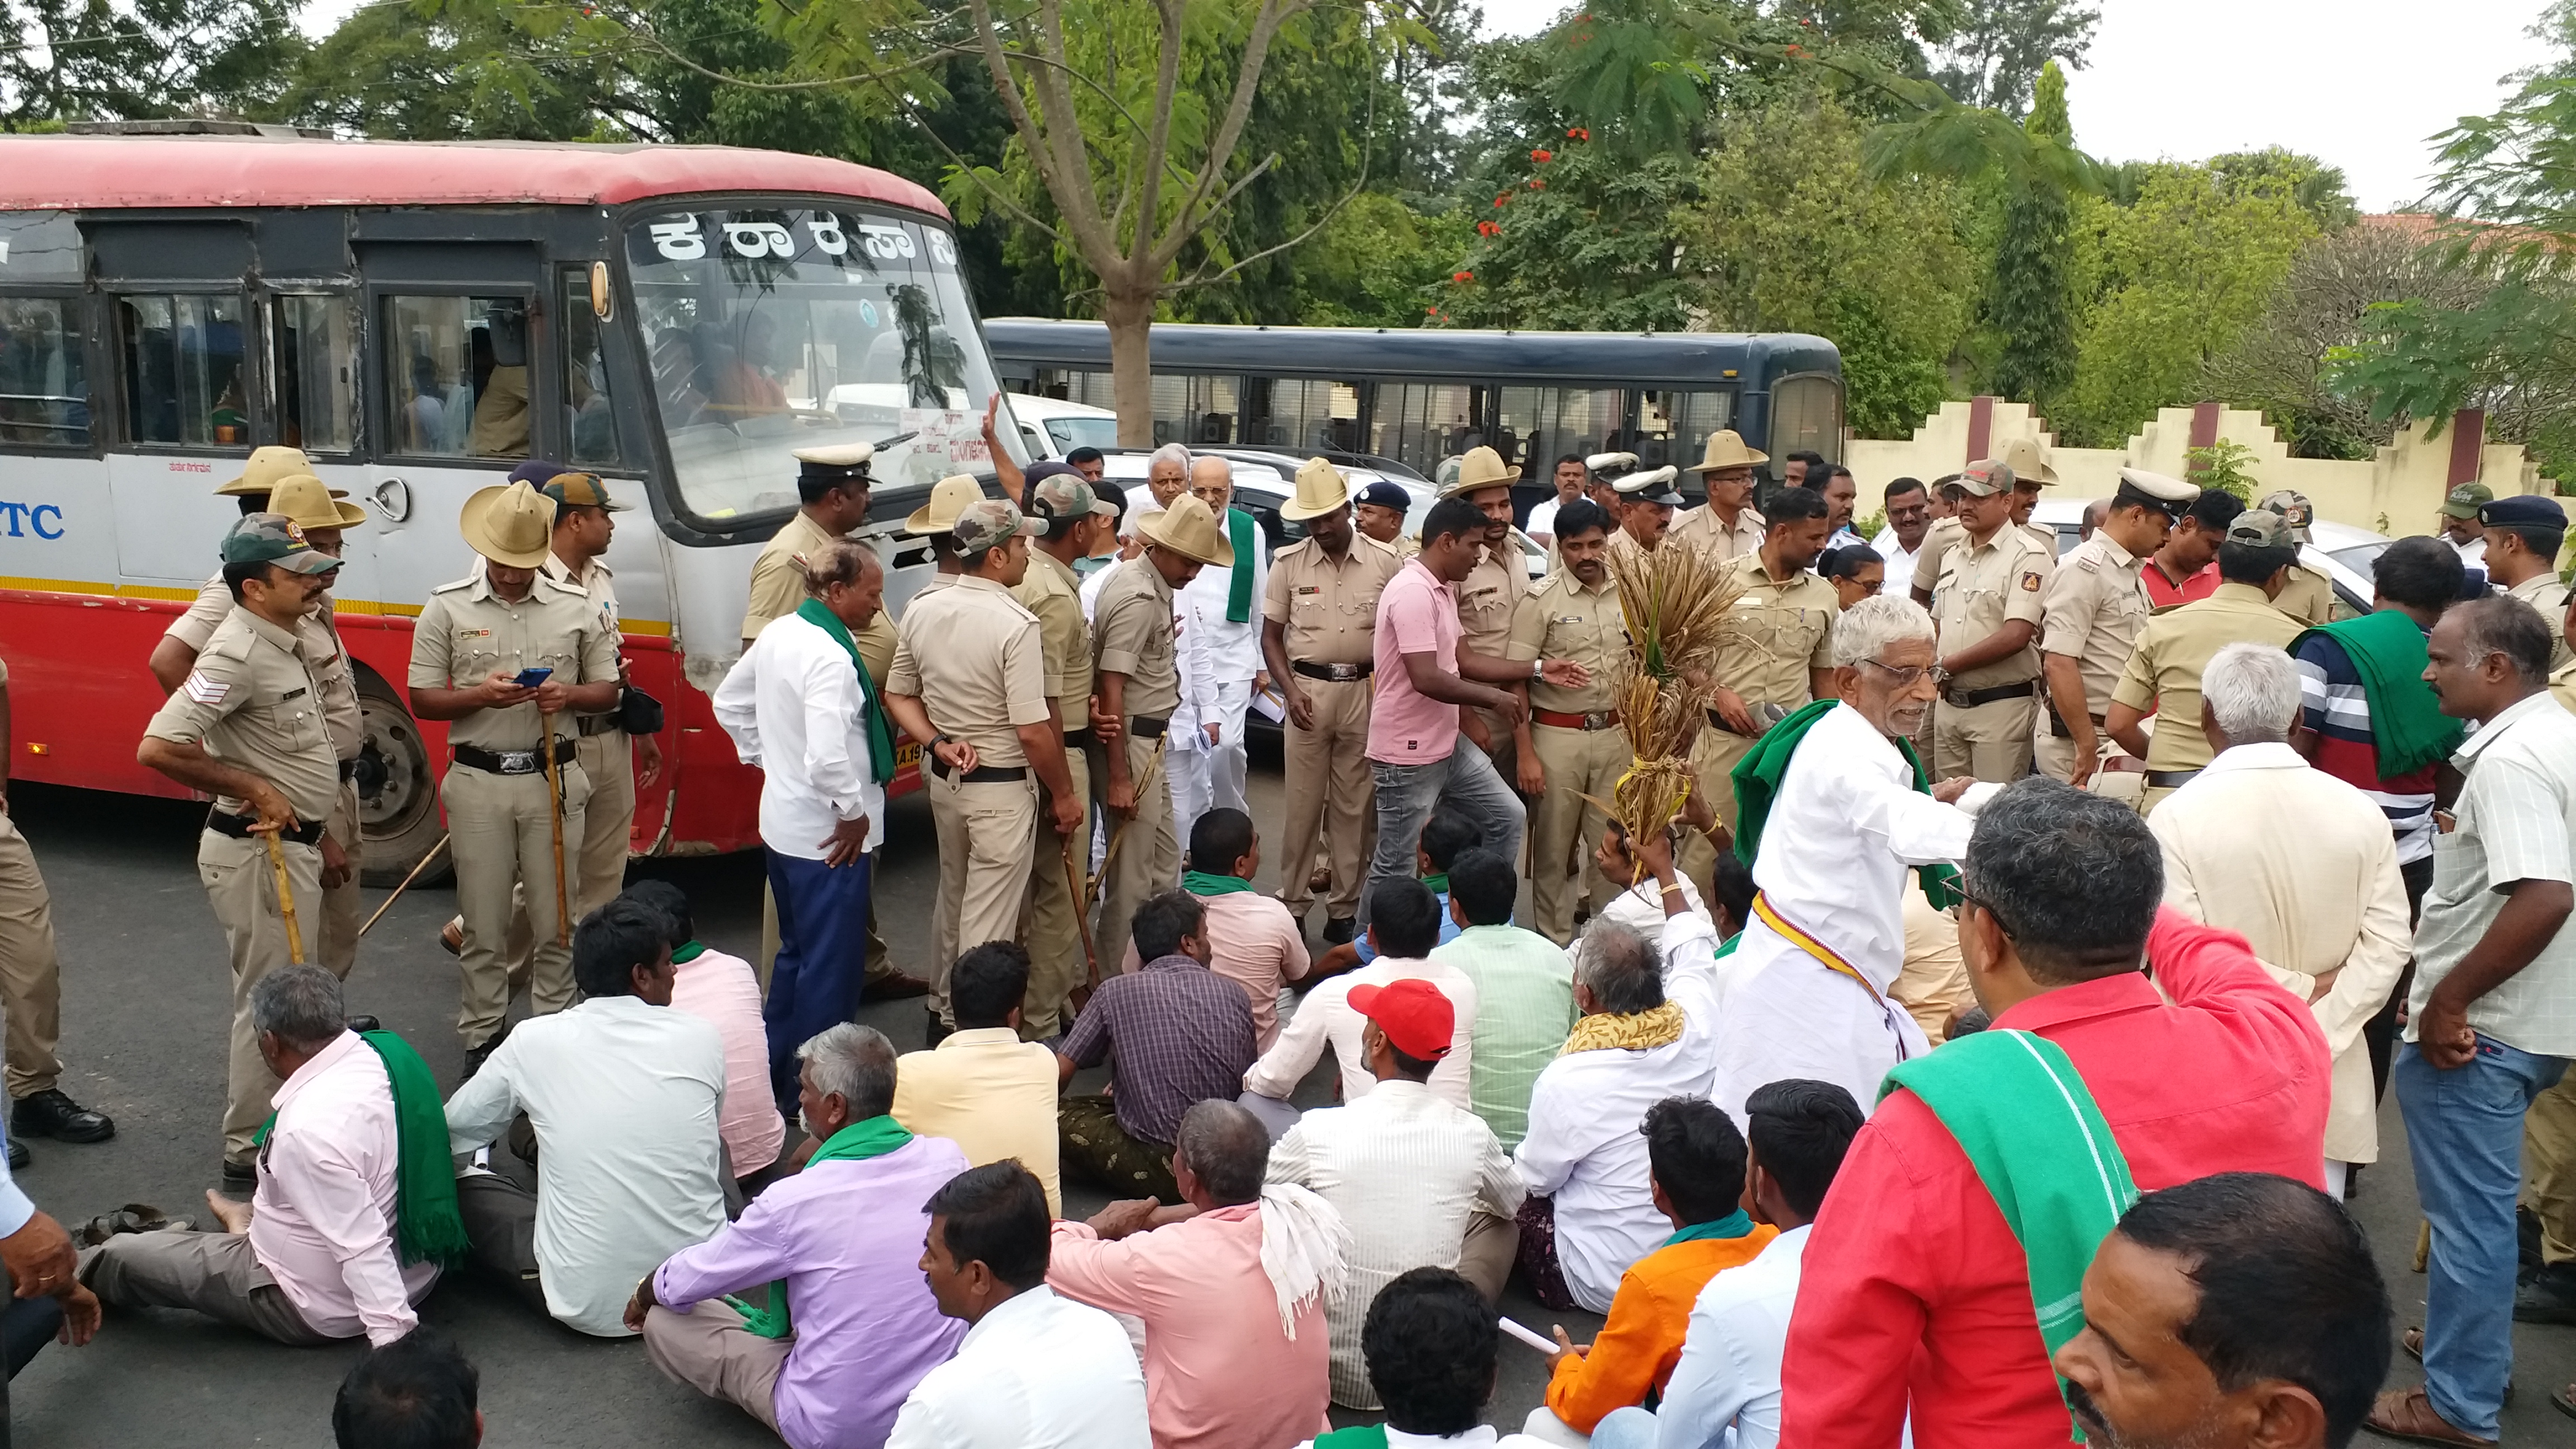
[1921,0,2097,116]
[1983,60,2077,414]
[1,0,302,126]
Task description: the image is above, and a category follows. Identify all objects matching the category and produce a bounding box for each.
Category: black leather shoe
[220,1159,255,1194]
[2520,1263,2576,1324]
[1323,917,1357,947]
[6,1138,27,1171]
[12,1088,113,1144]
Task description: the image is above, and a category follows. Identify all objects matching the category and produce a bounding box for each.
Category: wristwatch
[1529,657,1545,680]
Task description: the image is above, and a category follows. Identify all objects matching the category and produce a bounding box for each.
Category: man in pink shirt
[1049,1099,1343,1449]
[81,967,447,1346]
[626,882,785,1186]
[1121,808,1311,1049]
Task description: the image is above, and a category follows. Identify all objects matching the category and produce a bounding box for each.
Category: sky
[1472,0,2564,213]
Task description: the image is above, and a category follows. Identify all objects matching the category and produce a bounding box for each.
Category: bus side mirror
[590,261,613,321]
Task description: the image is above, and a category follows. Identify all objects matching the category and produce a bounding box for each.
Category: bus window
[272,295,358,456]
[0,298,88,449]
[1635,389,1733,473]
[1493,386,1621,474]
[119,293,248,449]
[1372,383,1474,472]
[1246,377,1364,454]
[1769,372,1843,465]
[1150,373,1238,447]
[385,296,533,460]
[561,271,622,467]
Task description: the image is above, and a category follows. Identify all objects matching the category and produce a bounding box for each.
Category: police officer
[1910,437,2060,606]
[2035,469,2198,790]
[882,499,1083,1036]
[1353,478,1418,558]
[1606,462,1682,567]
[1092,494,1230,965]
[0,652,112,1167]
[407,482,621,1064]
[2440,480,2492,565]
[905,472,993,600]
[1262,458,1405,946]
[2479,494,2572,669]
[2106,509,2307,814]
[1014,465,1120,1038]
[1929,460,2057,783]
[533,468,659,927]
[2255,489,2335,628]
[138,515,345,1183]
[1670,430,1767,563]
[1446,446,1540,779]
[1509,497,1634,945]
[1689,484,1838,858]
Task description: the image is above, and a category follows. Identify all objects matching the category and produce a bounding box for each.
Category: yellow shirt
[2110,581,2307,775]
[743,509,898,685]
[1011,548,1093,726]
[408,568,619,751]
[1669,503,1764,564]
[890,1027,1064,1216]
[1092,554,1183,718]
[1456,537,1532,664]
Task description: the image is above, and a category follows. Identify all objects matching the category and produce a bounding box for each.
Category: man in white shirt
[1173,455,1271,841]
[445,898,728,1338]
[1298,1266,1556,1448]
[1526,453,1590,546]
[2440,481,2491,567]
[887,1162,1148,1448]
[712,537,888,1114]
[1267,979,1524,1409]
[80,967,441,1347]
[1515,828,1723,1313]
[1241,877,1478,1128]
[1585,1078,1866,1449]
[1870,477,1933,597]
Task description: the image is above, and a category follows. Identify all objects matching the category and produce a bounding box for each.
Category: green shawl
[727,1116,913,1338]
[254,1031,468,1268]
[1730,698,1963,910]
[2291,612,2464,778]
[1182,870,1254,897]
[1224,508,1258,623]
[1882,1029,2138,1432]
[1661,1209,1754,1248]
[796,598,899,784]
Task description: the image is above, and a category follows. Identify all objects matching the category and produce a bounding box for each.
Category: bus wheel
[355,673,449,889]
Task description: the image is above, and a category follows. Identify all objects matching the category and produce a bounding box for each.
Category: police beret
[2480,494,2568,529]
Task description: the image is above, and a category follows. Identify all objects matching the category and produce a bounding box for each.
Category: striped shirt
[1431,924,1580,1153]
[2293,631,2440,864]
[2411,690,2576,1057]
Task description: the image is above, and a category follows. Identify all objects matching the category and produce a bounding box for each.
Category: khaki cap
[1685,430,1768,474]
[1949,460,2015,498]
[215,446,318,498]
[266,473,368,531]
[1281,458,1354,522]
[1997,435,2058,485]
[1438,446,1519,499]
[459,481,557,569]
[1140,493,1237,567]
[904,475,988,534]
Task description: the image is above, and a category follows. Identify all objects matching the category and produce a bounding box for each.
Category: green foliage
[1438,139,1699,330]
[2206,148,2358,232]
[1920,0,2097,116]
[2183,437,2260,501]
[1,0,302,126]
[1982,60,2076,413]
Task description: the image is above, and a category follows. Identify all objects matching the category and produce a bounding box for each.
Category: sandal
[2364,1386,2497,1447]
[75,1202,188,1247]
[2554,1384,2576,1422]
[2399,1329,2515,1404]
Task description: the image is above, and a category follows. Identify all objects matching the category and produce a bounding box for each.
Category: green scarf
[1731,699,1962,910]
[1182,870,1254,897]
[1420,872,1450,896]
[1224,508,1258,623]
[796,598,898,785]
[253,1031,468,1269]
[1883,1029,2138,1435]
[2293,612,2464,778]
[728,1116,915,1338]
[1309,1428,1388,1449]
[670,940,707,965]
[1662,1209,1754,1248]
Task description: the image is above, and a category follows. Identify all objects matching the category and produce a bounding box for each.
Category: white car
[2029,496,2386,618]
[1001,392,1119,459]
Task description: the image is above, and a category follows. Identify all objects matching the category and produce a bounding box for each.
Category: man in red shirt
[2141,490,2244,609]
[1777,778,2331,1449]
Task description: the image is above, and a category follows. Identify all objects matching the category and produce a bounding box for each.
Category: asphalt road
[0,752,2563,1446]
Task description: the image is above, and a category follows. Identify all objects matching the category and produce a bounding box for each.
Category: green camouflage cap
[1027,469,1116,522]
[2444,481,2495,519]
[539,472,630,512]
[221,513,341,574]
[1949,458,2015,497]
[953,498,1043,555]
[2225,508,2293,549]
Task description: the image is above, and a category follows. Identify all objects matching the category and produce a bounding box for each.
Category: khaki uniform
[1909,518,2058,598]
[410,569,618,1049]
[1930,527,2055,782]
[1266,533,1404,926]
[890,576,1049,1023]
[1091,559,1185,968]
[1012,548,1096,1039]
[1669,503,1764,564]
[144,608,340,1164]
[0,659,64,1102]
[2109,582,2306,814]
[1508,569,1631,944]
[2272,564,2336,629]
[1684,554,1838,892]
[2033,534,2151,787]
[1456,538,1531,778]
[2511,571,2575,671]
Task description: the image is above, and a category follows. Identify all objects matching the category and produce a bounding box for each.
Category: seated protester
[1315,813,1478,976]
[444,898,728,1337]
[1430,848,1577,1153]
[1243,878,1479,1123]
[887,1162,1149,1449]
[892,943,1064,1215]
[2056,1173,2392,1449]
[1524,1097,1780,1445]
[333,1329,482,1449]
[1267,979,1523,1410]
[81,966,454,1347]
[1301,1267,1556,1448]
[1517,825,1724,1314]
[1119,808,1313,1050]
[622,879,785,1186]
[1050,1101,1346,1449]
[1588,1079,1866,1449]
[631,1024,968,1449]
[1057,890,1259,1204]
[1580,821,1710,961]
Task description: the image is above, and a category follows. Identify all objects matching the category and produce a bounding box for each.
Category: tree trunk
[1104,285,1157,448]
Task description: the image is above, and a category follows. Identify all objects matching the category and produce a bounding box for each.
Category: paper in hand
[1499,1317,1558,1354]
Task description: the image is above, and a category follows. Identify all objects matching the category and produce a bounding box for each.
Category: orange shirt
[1544,1224,1781,1432]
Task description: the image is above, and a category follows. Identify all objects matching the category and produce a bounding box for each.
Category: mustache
[2062,1380,2117,1446]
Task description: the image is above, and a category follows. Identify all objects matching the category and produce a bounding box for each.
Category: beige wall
[1845,401,2558,536]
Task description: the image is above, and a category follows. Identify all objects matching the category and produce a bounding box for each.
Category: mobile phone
[512,666,555,688]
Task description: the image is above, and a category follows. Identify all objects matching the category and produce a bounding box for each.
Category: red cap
[1349,979,1455,1061]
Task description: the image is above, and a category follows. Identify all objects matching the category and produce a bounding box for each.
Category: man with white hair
[2148,643,2408,1200]
[1711,595,1999,1121]
[1172,454,1269,840]
[1128,442,1192,524]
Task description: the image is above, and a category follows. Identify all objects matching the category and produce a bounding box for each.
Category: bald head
[1188,454,1235,514]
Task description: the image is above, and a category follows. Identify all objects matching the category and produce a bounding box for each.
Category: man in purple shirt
[629,1023,967,1449]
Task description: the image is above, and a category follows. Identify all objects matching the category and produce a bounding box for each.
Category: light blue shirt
[1653,1224,1810,1449]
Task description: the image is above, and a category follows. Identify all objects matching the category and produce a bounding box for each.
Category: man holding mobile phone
[408,481,621,1069]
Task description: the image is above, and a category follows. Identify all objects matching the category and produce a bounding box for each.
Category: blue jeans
[1589,1407,1656,1449]
[1362,737,1524,927]
[764,849,874,1112]
[2398,1035,2569,1436]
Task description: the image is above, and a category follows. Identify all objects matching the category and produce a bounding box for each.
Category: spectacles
[1958,888,2015,937]
[1855,659,1951,690]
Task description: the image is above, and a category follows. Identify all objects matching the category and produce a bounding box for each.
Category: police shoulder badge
[2020,571,2042,592]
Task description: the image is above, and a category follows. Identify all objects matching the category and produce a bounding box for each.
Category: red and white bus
[0,131,1016,882]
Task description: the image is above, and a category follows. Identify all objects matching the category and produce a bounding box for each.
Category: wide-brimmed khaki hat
[1438,446,1519,499]
[1140,493,1237,567]
[216,446,317,498]
[267,473,367,530]
[460,481,557,569]
[1685,430,1768,474]
[904,475,988,534]
[1997,435,2058,486]
[1281,458,1354,521]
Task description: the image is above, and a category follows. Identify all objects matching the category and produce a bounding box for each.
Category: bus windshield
[626,204,1002,523]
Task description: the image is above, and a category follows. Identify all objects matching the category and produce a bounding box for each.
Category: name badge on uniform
[1296,585,1322,596]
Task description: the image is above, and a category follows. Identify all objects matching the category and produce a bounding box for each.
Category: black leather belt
[338,757,359,782]
[2044,699,2108,740]
[1291,660,1372,683]
[574,715,622,738]
[2145,769,2201,789]
[452,741,577,776]
[1942,680,2039,708]
[930,757,1029,784]
[205,809,325,847]
[1062,727,1097,750]
[1130,715,1170,740]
